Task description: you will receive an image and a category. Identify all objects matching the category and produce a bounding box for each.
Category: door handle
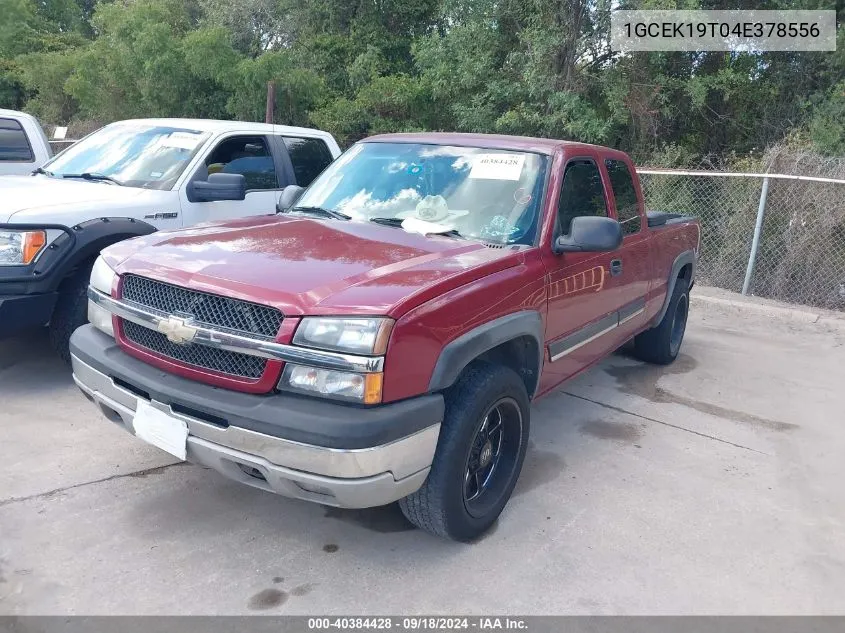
[610,259,623,276]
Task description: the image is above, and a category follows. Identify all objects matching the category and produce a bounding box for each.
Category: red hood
[103,215,524,317]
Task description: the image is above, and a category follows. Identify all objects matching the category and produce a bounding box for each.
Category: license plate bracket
[132,401,188,460]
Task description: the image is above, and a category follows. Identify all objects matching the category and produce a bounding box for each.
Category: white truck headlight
[292,317,393,355]
[0,230,47,265]
[88,256,118,338]
[278,364,383,404]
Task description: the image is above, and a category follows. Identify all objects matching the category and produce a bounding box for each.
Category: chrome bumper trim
[88,287,384,373]
[71,353,439,482]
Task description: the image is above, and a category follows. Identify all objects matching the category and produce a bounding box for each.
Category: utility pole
[265,81,276,124]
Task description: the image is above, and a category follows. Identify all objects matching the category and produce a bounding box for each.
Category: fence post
[742,176,770,295]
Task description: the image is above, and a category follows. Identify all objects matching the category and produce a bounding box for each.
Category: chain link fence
[637,153,845,311]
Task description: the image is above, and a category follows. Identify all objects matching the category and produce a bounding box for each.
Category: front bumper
[70,325,444,508]
[0,292,58,337]
[1,223,74,338]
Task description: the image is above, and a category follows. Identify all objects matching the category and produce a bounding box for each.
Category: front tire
[399,363,530,541]
[49,263,93,363]
[633,280,690,365]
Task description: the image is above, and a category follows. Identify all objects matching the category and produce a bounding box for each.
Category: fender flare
[652,249,696,327]
[427,310,545,398]
[31,217,156,291]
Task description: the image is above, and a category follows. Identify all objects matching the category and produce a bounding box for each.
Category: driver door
[538,155,627,392]
[179,134,291,226]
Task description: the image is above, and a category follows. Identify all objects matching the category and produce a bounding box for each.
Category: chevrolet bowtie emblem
[157,316,198,345]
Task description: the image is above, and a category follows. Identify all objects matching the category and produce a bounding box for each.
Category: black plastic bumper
[0,292,58,337]
[69,325,445,450]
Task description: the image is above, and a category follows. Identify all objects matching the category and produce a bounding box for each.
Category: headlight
[0,230,47,265]
[292,317,393,355]
[88,256,118,338]
[278,364,383,404]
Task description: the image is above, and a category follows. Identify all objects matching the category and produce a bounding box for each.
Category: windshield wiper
[433,228,464,238]
[289,206,351,221]
[61,172,124,186]
[370,216,465,239]
[31,167,53,176]
[369,217,404,227]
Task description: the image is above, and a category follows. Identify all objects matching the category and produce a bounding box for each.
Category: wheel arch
[42,217,157,291]
[652,250,696,327]
[428,311,544,399]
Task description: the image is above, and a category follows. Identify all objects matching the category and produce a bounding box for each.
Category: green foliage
[226,51,324,125]
[0,0,841,162]
[63,0,201,119]
[0,58,26,110]
[16,50,81,122]
[311,74,432,146]
[809,82,845,156]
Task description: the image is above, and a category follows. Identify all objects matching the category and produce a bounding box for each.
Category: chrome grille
[123,321,266,379]
[122,275,282,339]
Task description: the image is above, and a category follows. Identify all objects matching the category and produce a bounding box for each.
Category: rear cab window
[605,159,641,235]
[557,159,608,236]
[281,136,334,186]
[0,118,34,162]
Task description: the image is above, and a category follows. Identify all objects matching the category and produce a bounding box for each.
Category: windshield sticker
[161,132,204,150]
[514,188,532,205]
[469,154,525,180]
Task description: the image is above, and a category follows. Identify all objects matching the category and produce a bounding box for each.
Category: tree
[1,0,840,164]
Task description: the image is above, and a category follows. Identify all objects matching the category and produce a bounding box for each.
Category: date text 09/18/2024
[307,617,528,630]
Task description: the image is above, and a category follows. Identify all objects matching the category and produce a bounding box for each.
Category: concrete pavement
[1,295,844,614]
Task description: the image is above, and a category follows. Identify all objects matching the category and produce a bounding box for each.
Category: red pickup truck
[70,133,700,541]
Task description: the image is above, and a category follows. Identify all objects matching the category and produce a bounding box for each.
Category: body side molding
[548,312,618,361]
[547,296,646,362]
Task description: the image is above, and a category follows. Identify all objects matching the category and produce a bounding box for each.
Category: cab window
[205,136,277,190]
[0,118,34,162]
[281,136,334,186]
[605,159,641,235]
[557,160,607,235]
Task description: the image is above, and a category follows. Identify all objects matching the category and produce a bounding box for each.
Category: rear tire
[399,363,530,541]
[633,280,689,365]
[49,263,93,364]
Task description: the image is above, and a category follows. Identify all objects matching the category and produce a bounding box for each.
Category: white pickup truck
[0,108,53,176]
[0,118,341,359]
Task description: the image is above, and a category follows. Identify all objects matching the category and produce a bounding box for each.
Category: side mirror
[187,173,246,203]
[277,184,304,213]
[554,216,623,254]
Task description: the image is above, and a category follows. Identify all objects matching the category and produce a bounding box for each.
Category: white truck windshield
[44,124,210,190]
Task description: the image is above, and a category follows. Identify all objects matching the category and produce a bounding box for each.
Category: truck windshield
[297,142,548,245]
[43,124,210,190]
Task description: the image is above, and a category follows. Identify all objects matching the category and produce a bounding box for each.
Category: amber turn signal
[22,231,47,264]
[364,372,384,405]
